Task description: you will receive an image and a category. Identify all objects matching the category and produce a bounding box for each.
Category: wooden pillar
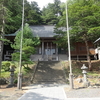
[51,42,52,56]
[56,44,58,61]
[47,42,48,60]
[50,42,52,60]
[42,41,44,60]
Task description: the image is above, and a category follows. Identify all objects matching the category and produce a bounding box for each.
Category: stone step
[33,61,66,84]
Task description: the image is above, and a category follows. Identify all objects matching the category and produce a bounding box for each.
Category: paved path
[18,84,67,100]
[17,84,100,100]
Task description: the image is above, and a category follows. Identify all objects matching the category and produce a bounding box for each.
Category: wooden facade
[71,42,95,60]
[3,25,96,61]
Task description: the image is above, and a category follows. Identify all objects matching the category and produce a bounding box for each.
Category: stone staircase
[33,61,66,84]
[30,54,68,61]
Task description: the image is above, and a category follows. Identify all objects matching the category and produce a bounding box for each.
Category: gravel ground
[65,87,100,98]
[0,85,26,100]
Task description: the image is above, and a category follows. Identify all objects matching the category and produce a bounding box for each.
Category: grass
[1,70,10,78]
[62,60,100,85]
[88,71,100,77]
[0,61,37,85]
[1,60,100,86]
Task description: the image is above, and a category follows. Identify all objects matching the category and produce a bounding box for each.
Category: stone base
[6,84,15,88]
[82,81,90,88]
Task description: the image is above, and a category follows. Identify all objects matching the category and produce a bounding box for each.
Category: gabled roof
[5,25,57,38]
[30,25,56,37]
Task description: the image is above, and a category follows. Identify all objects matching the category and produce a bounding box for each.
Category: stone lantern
[81,64,90,87]
[7,66,15,87]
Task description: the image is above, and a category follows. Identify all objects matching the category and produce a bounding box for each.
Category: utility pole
[17,0,24,90]
[66,0,74,89]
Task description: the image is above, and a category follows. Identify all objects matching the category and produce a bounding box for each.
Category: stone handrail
[30,59,39,83]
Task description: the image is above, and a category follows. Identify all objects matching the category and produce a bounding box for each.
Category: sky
[27,0,66,9]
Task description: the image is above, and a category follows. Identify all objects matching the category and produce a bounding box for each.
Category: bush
[14,79,17,84]
[2,61,10,72]
[10,64,16,69]
[24,66,31,72]
[0,77,7,85]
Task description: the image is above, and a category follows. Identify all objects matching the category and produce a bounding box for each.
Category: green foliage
[0,0,43,35]
[54,0,100,60]
[0,61,36,83]
[23,46,35,54]
[11,23,40,49]
[2,61,10,72]
[0,0,64,34]
[55,0,100,43]
[67,0,100,70]
[53,3,69,50]
[42,0,62,25]
[25,1,42,25]
[10,64,16,69]
[23,66,31,72]
[11,23,40,66]
[2,0,22,34]
[11,52,20,61]
[68,0,100,41]
[14,79,17,84]
[54,27,68,49]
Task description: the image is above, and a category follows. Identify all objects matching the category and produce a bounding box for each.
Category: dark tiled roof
[30,25,56,37]
[5,25,57,38]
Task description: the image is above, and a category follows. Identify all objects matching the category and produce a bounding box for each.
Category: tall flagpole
[66,0,74,89]
[17,0,24,90]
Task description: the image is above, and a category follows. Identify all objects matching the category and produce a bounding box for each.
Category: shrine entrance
[41,41,58,61]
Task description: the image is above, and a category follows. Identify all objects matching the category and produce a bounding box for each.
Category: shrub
[10,64,16,69]
[2,61,10,72]
[24,66,31,72]
[14,79,17,84]
[0,77,7,85]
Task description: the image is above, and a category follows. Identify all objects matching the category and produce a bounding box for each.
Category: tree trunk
[0,3,4,77]
[84,40,92,71]
[0,41,3,76]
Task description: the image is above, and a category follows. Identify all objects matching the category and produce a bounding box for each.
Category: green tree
[54,0,62,15]
[54,27,68,49]
[2,0,43,34]
[42,0,62,25]
[55,0,100,70]
[0,0,10,76]
[4,0,22,34]
[25,1,42,25]
[68,0,100,70]
[11,23,40,67]
[54,2,68,50]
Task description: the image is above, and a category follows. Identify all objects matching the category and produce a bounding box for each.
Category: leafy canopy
[55,0,100,47]
[68,0,100,42]
[42,0,62,25]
